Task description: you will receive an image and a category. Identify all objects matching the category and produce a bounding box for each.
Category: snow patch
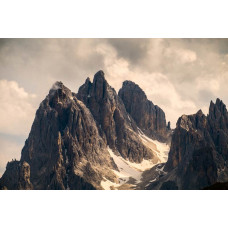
[101,130,170,190]
[101,177,119,190]
[107,147,156,188]
[108,147,142,183]
[138,128,170,163]
[125,158,156,172]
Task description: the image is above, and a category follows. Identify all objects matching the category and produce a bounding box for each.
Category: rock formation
[77,71,158,163]
[147,99,228,190]
[118,80,169,141]
[0,71,166,190]
[0,161,33,190]
[2,68,228,190]
[0,81,118,190]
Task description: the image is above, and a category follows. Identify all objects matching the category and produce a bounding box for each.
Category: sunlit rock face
[0,71,164,190]
[118,80,169,142]
[1,78,118,190]
[0,161,33,190]
[77,70,157,164]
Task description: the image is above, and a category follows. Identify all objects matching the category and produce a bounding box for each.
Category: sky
[0,38,228,176]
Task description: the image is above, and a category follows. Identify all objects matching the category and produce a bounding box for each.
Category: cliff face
[148,99,228,190]
[0,161,33,190]
[165,110,210,172]
[77,71,158,164]
[118,81,168,141]
[1,71,168,190]
[2,68,228,190]
[1,81,118,190]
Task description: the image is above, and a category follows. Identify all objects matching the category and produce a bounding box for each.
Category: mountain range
[0,70,228,190]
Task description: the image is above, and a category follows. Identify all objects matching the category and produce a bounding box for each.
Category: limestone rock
[77,71,157,163]
[148,99,228,190]
[118,80,169,141]
[1,81,117,190]
[0,161,33,190]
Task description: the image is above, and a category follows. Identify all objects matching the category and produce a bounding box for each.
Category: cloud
[0,80,36,136]
[95,42,197,127]
[1,38,228,128]
[164,47,197,64]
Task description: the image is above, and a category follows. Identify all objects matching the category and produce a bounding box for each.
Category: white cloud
[0,80,36,136]
[0,38,228,130]
[196,77,220,93]
[164,47,197,64]
[96,43,197,126]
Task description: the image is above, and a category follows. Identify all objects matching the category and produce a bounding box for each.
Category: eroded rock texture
[0,161,33,190]
[0,71,163,190]
[118,80,169,141]
[0,81,117,190]
[77,71,157,163]
[148,99,228,190]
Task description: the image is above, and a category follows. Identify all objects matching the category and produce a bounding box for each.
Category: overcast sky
[0,38,228,176]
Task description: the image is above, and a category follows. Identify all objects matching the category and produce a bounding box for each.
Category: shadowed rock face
[148,99,228,190]
[1,80,118,190]
[0,161,33,190]
[0,71,164,190]
[77,71,157,163]
[118,81,168,142]
[165,110,209,172]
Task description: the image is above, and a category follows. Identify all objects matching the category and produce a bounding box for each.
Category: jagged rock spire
[118,80,168,141]
[77,71,158,163]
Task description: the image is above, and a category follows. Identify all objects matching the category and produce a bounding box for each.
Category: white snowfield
[101,130,170,190]
[138,128,170,163]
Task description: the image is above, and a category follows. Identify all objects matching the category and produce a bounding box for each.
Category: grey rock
[0,161,33,190]
[77,71,158,163]
[149,99,228,190]
[1,80,118,190]
[118,80,169,142]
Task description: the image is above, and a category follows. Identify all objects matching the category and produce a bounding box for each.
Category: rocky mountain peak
[218,99,226,112]
[150,98,228,190]
[0,70,172,190]
[50,81,73,98]
[196,109,204,116]
[177,114,192,131]
[92,70,108,101]
[85,77,91,83]
[118,80,169,141]
[39,81,76,113]
[77,71,158,163]
[3,81,120,190]
[121,80,148,102]
[177,110,206,132]
[93,70,105,81]
[50,81,71,95]
[209,98,227,118]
